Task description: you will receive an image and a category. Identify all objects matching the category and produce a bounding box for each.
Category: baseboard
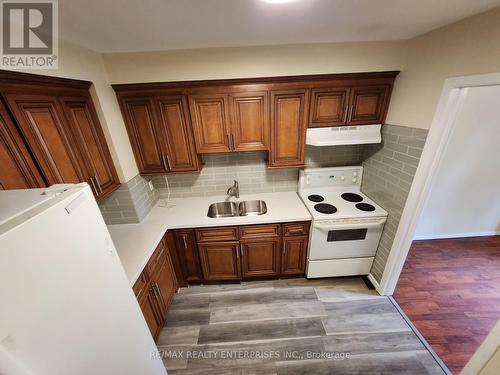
[414,230,500,241]
[367,273,382,294]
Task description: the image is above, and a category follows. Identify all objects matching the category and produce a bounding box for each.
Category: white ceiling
[59,0,500,53]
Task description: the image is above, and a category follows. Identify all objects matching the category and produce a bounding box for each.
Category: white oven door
[309,217,386,260]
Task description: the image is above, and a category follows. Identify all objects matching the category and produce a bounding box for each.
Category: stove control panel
[299,166,363,190]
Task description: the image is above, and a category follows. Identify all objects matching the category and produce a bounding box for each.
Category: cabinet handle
[182,235,188,249]
[156,246,165,263]
[226,134,232,149]
[94,175,103,194]
[151,284,159,300]
[165,155,172,170]
[282,243,286,256]
[161,155,169,171]
[237,245,241,259]
[136,286,143,300]
[154,282,164,303]
[343,106,349,123]
[348,105,354,123]
[288,229,303,235]
[231,134,235,150]
[89,177,99,196]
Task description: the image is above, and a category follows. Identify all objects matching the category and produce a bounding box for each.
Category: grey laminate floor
[157,277,445,374]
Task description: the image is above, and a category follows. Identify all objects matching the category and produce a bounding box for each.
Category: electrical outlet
[148,181,154,191]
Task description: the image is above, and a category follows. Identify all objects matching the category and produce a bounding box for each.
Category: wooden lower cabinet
[174,229,203,282]
[133,233,178,342]
[138,287,163,340]
[150,250,177,321]
[194,222,310,281]
[165,231,188,287]
[240,238,281,278]
[281,235,308,276]
[198,241,241,281]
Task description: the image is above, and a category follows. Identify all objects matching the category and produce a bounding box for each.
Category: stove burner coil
[355,203,375,212]
[341,193,363,202]
[314,203,337,214]
[308,194,324,202]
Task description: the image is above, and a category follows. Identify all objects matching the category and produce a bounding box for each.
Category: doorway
[383,81,500,373]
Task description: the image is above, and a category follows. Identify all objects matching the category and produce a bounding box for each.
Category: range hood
[306,124,382,146]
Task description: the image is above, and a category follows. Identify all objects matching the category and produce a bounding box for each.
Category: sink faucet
[227,180,239,199]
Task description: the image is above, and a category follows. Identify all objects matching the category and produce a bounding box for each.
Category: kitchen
[1,1,500,374]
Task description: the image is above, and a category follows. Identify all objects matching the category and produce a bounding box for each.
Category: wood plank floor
[158,277,445,374]
[394,236,500,374]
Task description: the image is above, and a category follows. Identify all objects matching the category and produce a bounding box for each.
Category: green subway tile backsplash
[361,124,428,283]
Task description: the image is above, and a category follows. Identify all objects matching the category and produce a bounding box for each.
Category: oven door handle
[314,220,385,231]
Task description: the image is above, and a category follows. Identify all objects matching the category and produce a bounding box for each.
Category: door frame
[377,71,500,296]
[461,320,500,375]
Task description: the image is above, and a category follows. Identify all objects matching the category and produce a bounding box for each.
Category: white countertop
[108,191,311,286]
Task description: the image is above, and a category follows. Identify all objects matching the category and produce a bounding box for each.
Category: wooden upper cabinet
[189,94,231,153]
[120,97,166,175]
[269,89,309,168]
[348,85,390,125]
[0,101,45,190]
[59,96,120,199]
[198,241,241,281]
[309,88,350,127]
[113,72,398,169]
[4,93,85,185]
[229,91,269,151]
[155,96,200,172]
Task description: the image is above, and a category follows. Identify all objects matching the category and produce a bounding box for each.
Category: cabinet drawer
[133,271,149,301]
[283,222,310,237]
[239,224,281,240]
[196,226,238,242]
[146,239,167,278]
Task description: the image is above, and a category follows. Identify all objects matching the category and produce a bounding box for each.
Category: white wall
[386,7,500,129]
[415,85,500,239]
[102,41,404,83]
[7,40,139,182]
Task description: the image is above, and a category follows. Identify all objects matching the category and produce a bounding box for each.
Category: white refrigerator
[0,184,167,375]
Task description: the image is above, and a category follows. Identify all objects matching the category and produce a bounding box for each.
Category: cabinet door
[155,96,200,172]
[240,238,281,279]
[348,85,390,125]
[269,89,309,168]
[4,93,85,185]
[309,88,350,127]
[60,96,120,200]
[139,287,163,340]
[0,101,44,189]
[229,91,269,151]
[189,94,231,153]
[165,231,187,287]
[119,97,166,174]
[281,235,308,276]
[151,250,177,321]
[174,229,203,282]
[198,241,241,281]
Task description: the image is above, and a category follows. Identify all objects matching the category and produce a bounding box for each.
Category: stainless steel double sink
[207,200,267,218]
